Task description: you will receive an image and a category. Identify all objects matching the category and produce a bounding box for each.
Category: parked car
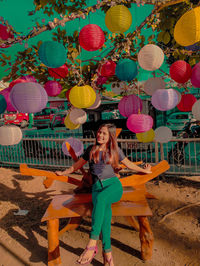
[33,108,63,129]
[4,112,29,128]
[166,112,193,132]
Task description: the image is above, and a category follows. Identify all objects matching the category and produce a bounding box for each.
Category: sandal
[77,245,98,265]
[103,252,114,266]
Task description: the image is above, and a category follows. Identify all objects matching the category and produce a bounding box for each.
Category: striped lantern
[118,95,143,117]
[144,77,165,96]
[69,85,96,108]
[127,114,153,133]
[79,24,105,51]
[169,60,192,84]
[151,89,179,111]
[115,59,138,81]
[138,44,164,71]
[69,108,87,125]
[0,125,22,146]
[105,5,132,33]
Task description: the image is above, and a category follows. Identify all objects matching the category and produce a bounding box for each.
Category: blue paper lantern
[10,82,48,113]
[0,94,7,114]
[115,59,138,81]
[38,41,67,68]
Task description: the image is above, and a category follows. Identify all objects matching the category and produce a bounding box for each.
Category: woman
[56,123,151,265]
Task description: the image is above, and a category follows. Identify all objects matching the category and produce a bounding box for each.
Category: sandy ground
[0,167,200,266]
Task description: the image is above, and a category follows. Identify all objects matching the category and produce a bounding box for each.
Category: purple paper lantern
[118,95,143,117]
[191,62,200,88]
[10,82,48,113]
[62,137,84,157]
[0,87,16,111]
[127,114,153,133]
[151,89,179,111]
[44,81,62,97]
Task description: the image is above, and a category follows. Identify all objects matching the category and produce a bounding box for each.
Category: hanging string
[78,18,83,84]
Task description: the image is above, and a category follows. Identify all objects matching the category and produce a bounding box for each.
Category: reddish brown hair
[89,123,119,168]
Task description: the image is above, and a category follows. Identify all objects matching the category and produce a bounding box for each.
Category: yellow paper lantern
[136,129,155,143]
[69,85,96,108]
[64,115,80,130]
[105,5,132,33]
[174,7,200,46]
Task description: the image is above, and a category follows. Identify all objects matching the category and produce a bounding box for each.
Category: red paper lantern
[98,60,116,77]
[48,64,69,79]
[79,24,105,51]
[0,24,14,48]
[10,76,37,88]
[169,60,192,84]
[66,88,72,101]
[177,94,197,111]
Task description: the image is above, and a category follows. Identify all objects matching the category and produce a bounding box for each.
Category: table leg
[48,219,61,266]
[138,216,154,261]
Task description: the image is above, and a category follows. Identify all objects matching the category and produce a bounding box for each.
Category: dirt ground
[0,167,200,266]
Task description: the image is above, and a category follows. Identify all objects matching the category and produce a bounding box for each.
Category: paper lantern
[136,129,155,143]
[151,89,179,111]
[48,64,68,79]
[111,81,126,94]
[0,24,14,48]
[10,82,48,113]
[87,94,101,110]
[169,60,192,84]
[127,114,153,133]
[10,75,37,88]
[69,108,87,124]
[98,60,116,77]
[175,90,182,104]
[138,44,164,71]
[44,81,62,97]
[64,115,80,130]
[79,24,105,51]
[184,42,200,51]
[192,99,200,120]
[0,87,16,112]
[105,5,132,33]
[174,7,200,46]
[65,88,72,101]
[0,125,22,146]
[177,94,197,112]
[154,126,172,143]
[38,41,67,68]
[118,95,143,117]
[96,76,108,86]
[144,77,165,96]
[0,95,7,114]
[69,85,96,108]
[115,59,138,81]
[62,137,84,157]
[191,62,200,88]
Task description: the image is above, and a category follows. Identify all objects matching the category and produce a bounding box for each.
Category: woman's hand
[55,169,70,176]
[143,163,152,174]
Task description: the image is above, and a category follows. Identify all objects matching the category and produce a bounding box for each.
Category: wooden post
[138,216,154,261]
[47,219,61,266]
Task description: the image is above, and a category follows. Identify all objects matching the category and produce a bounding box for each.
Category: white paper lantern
[151,89,179,111]
[154,126,172,143]
[0,125,22,146]
[138,44,164,71]
[144,77,165,96]
[111,81,126,94]
[192,99,200,120]
[69,108,87,125]
[87,94,101,110]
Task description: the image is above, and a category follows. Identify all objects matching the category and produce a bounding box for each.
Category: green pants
[91,177,123,252]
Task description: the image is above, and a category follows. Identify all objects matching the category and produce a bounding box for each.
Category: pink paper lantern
[98,60,116,77]
[10,75,37,88]
[0,87,16,111]
[118,95,143,117]
[170,60,192,84]
[0,24,14,48]
[177,94,197,111]
[127,114,153,133]
[48,64,69,79]
[151,89,179,111]
[79,24,105,51]
[191,62,200,88]
[44,81,62,97]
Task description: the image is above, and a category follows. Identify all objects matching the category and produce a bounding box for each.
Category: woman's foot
[77,239,98,265]
[103,252,114,266]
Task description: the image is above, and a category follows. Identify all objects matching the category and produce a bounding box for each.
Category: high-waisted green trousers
[90,177,123,252]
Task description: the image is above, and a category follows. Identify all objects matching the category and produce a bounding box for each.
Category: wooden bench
[20,160,169,266]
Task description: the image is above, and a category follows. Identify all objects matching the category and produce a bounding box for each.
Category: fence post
[160,143,164,161]
[155,141,159,163]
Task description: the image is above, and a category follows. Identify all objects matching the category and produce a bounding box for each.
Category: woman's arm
[121,157,152,174]
[55,157,87,176]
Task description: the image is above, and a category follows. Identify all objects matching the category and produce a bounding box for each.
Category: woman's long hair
[89,123,119,168]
